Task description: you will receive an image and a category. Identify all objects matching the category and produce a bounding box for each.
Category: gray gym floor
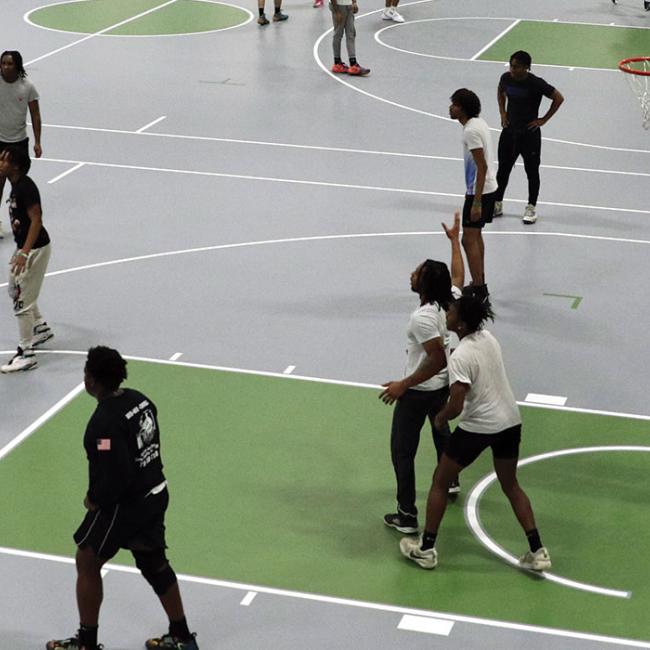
[1,0,649,648]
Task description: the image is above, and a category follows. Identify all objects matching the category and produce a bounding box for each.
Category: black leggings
[495,127,541,205]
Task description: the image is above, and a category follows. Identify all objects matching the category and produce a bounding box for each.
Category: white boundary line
[312,11,650,155]
[34,121,650,178]
[135,115,166,134]
[24,0,181,66]
[47,162,85,184]
[27,156,650,215]
[24,0,253,39]
[4,230,650,291]
[470,18,521,61]
[465,446,650,599]
[1,543,649,647]
[0,382,85,461]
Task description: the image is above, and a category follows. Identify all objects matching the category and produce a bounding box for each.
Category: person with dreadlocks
[0,50,42,239]
[380,212,464,535]
[47,347,199,650]
[399,296,552,572]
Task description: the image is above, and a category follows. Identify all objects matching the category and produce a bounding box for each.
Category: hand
[442,211,461,241]
[500,114,509,128]
[84,495,98,511]
[527,118,545,130]
[351,1,358,12]
[433,414,446,431]
[470,202,482,222]
[379,380,407,405]
[10,251,27,275]
[34,143,42,158]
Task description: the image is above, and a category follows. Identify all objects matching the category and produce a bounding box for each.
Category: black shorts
[74,488,169,559]
[445,424,521,468]
[0,138,29,156]
[462,191,496,229]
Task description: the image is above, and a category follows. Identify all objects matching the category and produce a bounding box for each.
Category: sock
[526,528,543,553]
[169,617,192,642]
[78,624,98,649]
[350,57,357,66]
[258,7,265,15]
[420,530,437,550]
[334,57,342,64]
[274,5,282,13]
[473,283,489,299]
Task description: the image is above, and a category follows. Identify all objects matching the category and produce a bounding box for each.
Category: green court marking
[1,362,649,641]
[478,21,650,69]
[29,0,249,36]
[543,293,583,309]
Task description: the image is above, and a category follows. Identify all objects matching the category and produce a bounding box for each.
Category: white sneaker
[391,9,404,21]
[399,536,438,569]
[519,546,551,571]
[493,200,503,217]
[32,322,54,347]
[382,7,394,19]
[523,203,537,224]
[1,348,38,373]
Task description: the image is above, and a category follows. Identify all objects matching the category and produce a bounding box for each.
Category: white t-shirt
[404,286,460,391]
[448,329,521,433]
[0,76,39,142]
[462,117,497,196]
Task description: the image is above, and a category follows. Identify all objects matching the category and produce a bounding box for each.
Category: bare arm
[11,203,42,274]
[380,337,447,405]
[433,381,468,431]
[497,87,508,128]
[442,211,464,290]
[27,100,42,158]
[528,89,564,130]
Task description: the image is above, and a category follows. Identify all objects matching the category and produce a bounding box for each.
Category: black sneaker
[447,479,460,496]
[257,13,269,24]
[645,0,649,10]
[46,637,103,650]
[272,11,288,21]
[384,511,418,534]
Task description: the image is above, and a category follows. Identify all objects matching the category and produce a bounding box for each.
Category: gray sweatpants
[330,4,356,59]
[8,243,51,350]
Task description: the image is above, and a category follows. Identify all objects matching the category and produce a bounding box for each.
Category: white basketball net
[621,58,650,130]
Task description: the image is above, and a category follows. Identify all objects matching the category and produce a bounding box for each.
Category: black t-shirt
[84,388,166,509]
[498,72,555,130]
[8,175,50,249]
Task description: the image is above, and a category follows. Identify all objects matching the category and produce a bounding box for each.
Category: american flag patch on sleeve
[97,438,111,451]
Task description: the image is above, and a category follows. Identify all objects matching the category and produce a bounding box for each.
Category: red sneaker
[331,62,349,73]
[348,64,370,76]
[313,0,324,7]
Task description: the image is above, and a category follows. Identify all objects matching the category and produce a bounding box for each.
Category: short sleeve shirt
[9,176,50,249]
[0,76,39,142]
[498,72,555,130]
[404,286,461,391]
[462,118,498,196]
[448,329,521,433]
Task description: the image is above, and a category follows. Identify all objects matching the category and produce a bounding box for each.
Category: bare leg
[75,546,106,626]
[158,579,185,621]
[461,229,485,286]
[493,456,536,532]
[423,453,463,534]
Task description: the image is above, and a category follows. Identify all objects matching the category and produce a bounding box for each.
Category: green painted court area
[478,20,650,69]
[2,361,649,642]
[29,0,249,36]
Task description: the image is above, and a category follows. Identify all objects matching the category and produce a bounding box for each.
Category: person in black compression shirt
[47,347,199,650]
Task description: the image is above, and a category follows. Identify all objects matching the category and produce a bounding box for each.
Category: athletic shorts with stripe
[74,489,169,559]
[444,424,521,468]
[462,191,496,229]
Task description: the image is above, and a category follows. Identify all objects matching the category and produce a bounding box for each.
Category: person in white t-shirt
[399,295,551,571]
[0,51,42,239]
[379,213,463,534]
[449,89,497,306]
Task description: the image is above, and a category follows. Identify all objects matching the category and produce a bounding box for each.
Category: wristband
[17,251,29,259]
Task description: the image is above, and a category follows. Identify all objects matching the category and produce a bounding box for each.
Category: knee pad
[133,549,177,596]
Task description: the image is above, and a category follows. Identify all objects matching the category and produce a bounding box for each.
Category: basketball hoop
[619,57,650,130]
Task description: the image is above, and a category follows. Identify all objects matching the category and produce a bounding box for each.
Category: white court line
[240,591,257,606]
[4,230,650,293]
[465,446,650,599]
[313,12,650,155]
[48,162,85,184]
[169,352,183,361]
[283,365,296,374]
[136,116,167,134]
[1,544,649,648]
[24,0,180,66]
[470,19,521,60]
[35,121,650,178]
[32,156,650,216]
[0,382,85,461]
[525,393,567,406]
[398,615,454,636]
[3,348,650,423]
